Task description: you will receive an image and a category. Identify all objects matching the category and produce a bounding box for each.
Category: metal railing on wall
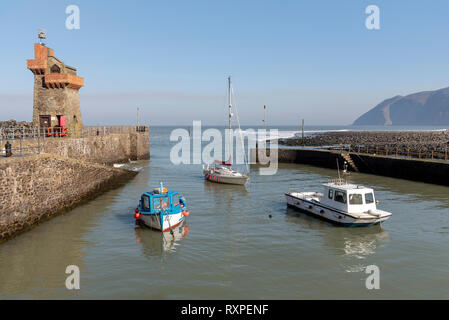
[80,126,148,137]
[327,144,449,161]
[0,125,149,158]
[0,127,44,157]
[1,127,48,140]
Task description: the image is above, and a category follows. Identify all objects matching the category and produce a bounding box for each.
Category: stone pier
[0,154,138,241]
[251,147,449,187]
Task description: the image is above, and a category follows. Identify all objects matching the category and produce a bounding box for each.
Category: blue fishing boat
[134,182,190,231]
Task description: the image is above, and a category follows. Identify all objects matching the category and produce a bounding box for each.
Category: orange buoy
[134,212,141,219]
[182,210,190,217]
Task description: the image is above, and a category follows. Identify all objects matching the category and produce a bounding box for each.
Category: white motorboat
[285,178,392,227]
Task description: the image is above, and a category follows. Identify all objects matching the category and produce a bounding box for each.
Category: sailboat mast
[228,76,232,131]
[228,76,232,162]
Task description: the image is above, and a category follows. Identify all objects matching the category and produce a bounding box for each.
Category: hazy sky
[1,0,449,126]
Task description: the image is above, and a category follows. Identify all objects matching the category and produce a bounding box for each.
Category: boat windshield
[153,197,161,210]
[142,195,150,209]
[349,194,363,205]
[161,197,170,209]
[173,194,179,206]
[334,191,347,204]
[365,193,374,204]
[153,196,170,210]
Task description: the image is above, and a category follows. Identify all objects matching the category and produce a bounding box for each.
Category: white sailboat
[202,76,249,186]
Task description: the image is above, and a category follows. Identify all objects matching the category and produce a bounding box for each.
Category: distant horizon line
[110,123,448,128]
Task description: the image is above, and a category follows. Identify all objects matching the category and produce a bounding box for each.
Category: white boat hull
[139,212,185,232]
[203,169,249,186]
[285,193,391,227]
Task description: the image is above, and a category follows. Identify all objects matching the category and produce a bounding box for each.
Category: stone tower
[27,43,84,136]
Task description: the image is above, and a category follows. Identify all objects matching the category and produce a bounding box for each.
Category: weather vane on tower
[37,29,46,45]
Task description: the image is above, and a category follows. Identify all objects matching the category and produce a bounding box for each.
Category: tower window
[50,64,61,73]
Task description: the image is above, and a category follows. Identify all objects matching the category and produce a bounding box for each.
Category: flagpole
[264,105,267,148]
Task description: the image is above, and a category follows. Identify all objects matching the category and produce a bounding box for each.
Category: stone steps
[341,153,359,172]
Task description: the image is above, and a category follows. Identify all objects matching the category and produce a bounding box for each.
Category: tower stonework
[27,43,84,136]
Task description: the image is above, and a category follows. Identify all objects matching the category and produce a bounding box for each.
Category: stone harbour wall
[7,132,150,165]
[251,148,449,187]
[350,153,449,186]
[39,132,150,165]
[0,154,138,241]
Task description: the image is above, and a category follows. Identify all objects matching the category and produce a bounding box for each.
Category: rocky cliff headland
[353,87,449,125]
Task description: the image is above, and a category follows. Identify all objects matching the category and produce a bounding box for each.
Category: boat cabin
[321,180,377,214]
[139,188,185,213]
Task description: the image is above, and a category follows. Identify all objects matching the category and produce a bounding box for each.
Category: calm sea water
[0,125,448,299]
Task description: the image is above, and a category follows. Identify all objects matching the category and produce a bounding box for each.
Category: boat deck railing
[327,178,348,185]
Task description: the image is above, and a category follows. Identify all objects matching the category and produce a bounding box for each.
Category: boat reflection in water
[285,206,390,272]
[134,220,190,258]
[203,177,249,203]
